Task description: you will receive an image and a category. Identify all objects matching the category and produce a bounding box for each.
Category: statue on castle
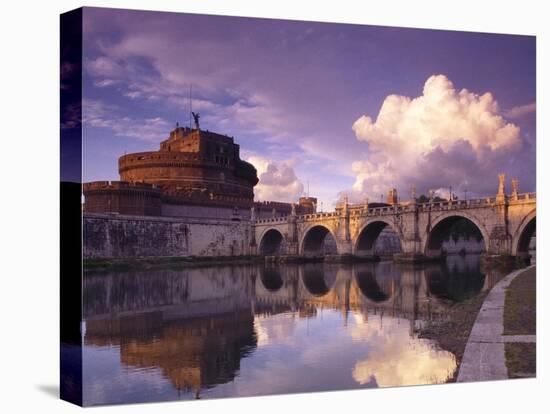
[191,111,200,129]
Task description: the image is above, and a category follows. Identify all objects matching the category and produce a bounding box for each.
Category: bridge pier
[336,239,353,255]
[285,241,299,256]
[487,226,512,256]
[394,209,431,262]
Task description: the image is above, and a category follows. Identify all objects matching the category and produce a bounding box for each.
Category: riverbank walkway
[457,265,536,382]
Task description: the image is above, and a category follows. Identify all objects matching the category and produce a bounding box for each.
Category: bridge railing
[416,197,497,211]
[254,192,535,224]
[296,211,341,222]
[255,210,341,224]
[255,215,290,224]
[514,192,536,201]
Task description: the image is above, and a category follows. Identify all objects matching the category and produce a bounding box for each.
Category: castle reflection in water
[81,255,505,405]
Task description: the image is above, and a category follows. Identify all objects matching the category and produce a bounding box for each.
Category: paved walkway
[457,265,536,382]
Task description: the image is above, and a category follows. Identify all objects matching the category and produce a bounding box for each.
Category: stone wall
[161,204,250,220]
[84,213,252,259]
[373,228,402,255]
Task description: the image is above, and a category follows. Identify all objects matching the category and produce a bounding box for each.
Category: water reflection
[350,314,457,387]
[355,261,401,302]
[82,255,506,406]
[426,255,487,302]
[301,263,338,296]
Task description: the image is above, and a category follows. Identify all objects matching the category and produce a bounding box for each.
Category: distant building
[387,188,398,205]
[298,196,317,212]
[83,124,315,219]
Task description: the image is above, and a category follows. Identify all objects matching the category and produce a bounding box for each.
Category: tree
[417,194,446,203]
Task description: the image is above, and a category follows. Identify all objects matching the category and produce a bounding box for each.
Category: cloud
[82,99,171,141]
[94,79,118,88]
[347,74,528,200]
[86,56,126,78]
[85,48,292,144]
[504,102,536,119]
[353,74,520,154]
[348,314,456,387]
[247,156,304,202]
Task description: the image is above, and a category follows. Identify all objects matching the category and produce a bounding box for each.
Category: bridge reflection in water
[81,256,506,406]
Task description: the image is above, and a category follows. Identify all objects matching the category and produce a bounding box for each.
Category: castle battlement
[83,180,160,191]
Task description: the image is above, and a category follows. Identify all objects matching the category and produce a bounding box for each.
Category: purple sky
[80,7,535,208]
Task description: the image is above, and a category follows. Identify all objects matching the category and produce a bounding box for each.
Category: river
[76,255,510,405]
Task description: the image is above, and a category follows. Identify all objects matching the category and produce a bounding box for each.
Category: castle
[83,123,317,219]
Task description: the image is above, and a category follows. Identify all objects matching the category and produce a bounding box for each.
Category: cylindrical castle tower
[117,126,258,208]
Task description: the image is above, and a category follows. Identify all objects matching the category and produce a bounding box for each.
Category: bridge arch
[258,228,285,256]
[424,212,489,257]
[512,209,536,258]
[300,225,338,256]
[354,219,403,256]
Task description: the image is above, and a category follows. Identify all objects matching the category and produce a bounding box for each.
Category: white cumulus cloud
[348,74,525,200]
[247,156,304,202]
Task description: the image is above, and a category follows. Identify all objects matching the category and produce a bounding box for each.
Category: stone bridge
[253,179,535,262]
